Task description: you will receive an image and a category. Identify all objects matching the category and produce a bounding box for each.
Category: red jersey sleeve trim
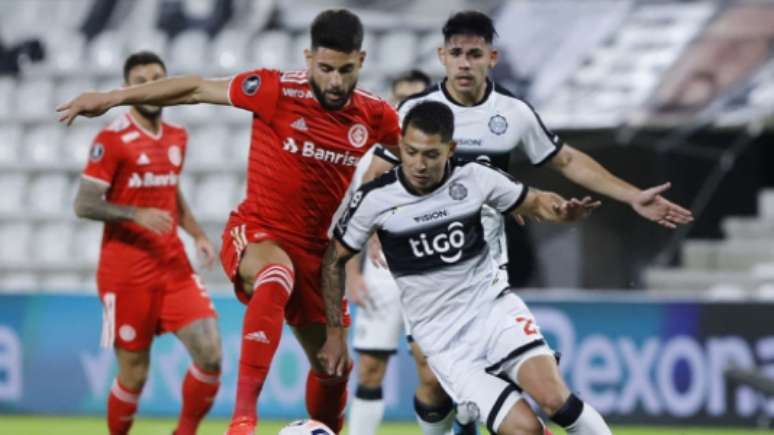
[81,173,111,187]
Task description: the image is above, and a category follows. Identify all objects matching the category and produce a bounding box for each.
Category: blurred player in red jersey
[73,52,222,435]
[59,10,400,435]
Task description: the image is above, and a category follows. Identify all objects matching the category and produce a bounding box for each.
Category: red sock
[175,364,220,435]
[231,264,294,424]
[107,379,142,435]
[305,365,352,434]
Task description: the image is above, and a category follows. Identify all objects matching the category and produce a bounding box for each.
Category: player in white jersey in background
[380,11,694,435]
[344,69,432,435]
[319,101,611,435]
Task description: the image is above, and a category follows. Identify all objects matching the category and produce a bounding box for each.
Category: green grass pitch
[0,416,761,435]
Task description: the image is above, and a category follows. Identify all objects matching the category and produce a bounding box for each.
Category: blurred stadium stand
[0,0,772,295]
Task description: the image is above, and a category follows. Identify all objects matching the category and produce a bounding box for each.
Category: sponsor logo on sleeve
[242,75,261,96]
[89,143,105,161]
[449,182,468,200]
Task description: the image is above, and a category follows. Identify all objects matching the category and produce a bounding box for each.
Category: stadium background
[1,0,773,433]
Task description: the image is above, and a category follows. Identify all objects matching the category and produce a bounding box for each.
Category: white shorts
[352,259,403,353]
[425,291,553,433]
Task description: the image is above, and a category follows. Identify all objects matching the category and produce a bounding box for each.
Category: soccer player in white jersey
[345,70,431,435]
[373,11,693,435]
[319,101,611,435]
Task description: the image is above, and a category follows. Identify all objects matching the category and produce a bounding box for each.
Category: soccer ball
[277,419,335,435]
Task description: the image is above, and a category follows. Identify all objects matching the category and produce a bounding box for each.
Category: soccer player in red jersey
[59,10,400,435]
[73,52,222,435]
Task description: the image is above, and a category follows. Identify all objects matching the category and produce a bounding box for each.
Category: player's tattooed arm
[74,178,173,234]
[318,240,356,377]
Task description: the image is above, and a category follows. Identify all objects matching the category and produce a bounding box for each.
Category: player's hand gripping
[57,91,117,126]
[630,182,694,229]
[132,207,174,235]
[195,235,216,269]
[318,328,350,377]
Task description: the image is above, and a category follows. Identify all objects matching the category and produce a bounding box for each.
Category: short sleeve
[474,163,528,214]
[374,102,400,148]
[518,101,563,166]
[227,68,282,122]
[332,188,380,253]
[82,131,122,187]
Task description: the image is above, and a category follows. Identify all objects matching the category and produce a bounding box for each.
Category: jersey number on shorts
[515,316,537,336]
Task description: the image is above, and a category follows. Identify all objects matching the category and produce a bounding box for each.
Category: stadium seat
[0,222,31,262]
[376,30,417,76]
[186,125,230,168]
[289,32,310,70]
[759,190,774,218]
[41,30,87,74]
[40,273,83,292]
[211,28,250,72]
[228,127,252,163]
[193,174,238,218]
[178,173,196,206]
[415,32,445,77]
[87,31,125,74]
[126,28,169,58]
[22,125,64,165]
[73,223,102,264]
[175,103,218,124]
[0,77,16,118]
[27,174,70,215]
[170,29,210,73]
[62,124,102,166]
[253,30,292,70]
[16,78,55,119]
[0,125,22,164]
[0,273,38,292]
[0,174,27,213]
[34,222,74,264]
[55,78,97,109]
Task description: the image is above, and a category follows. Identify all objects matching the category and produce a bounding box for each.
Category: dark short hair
[391,69,432,92]
[402,101,454,143]
[442,11,497,44]
[123,51,166,81]
[310,9,364,52]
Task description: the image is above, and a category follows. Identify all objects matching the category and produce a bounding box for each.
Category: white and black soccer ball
[277,419,335,435]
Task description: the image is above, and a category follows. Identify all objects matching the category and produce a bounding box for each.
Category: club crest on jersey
[89,143,104,161]
[449,182,468,200]
[348,123,368,148]
[168,145,182,166]
[242,75,261,96]
[488,114,508,135]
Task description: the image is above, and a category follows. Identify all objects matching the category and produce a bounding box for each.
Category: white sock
[348,385,385,435]
[553,394,611,435]
[414,396,454,435]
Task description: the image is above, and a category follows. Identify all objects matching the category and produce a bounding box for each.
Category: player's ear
[358,50,366,67]
[436,46,445,63]
[448,140,457,156]
[489,48,499,69]
[304,48,313,69]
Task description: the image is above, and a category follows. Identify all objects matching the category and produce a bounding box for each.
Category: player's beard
[134,104,163,120]
[310,78,356,111]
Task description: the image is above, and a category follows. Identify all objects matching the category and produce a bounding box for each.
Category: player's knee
[192,343,222,373]
[357,353,388,387]
[496,401,543,435]
[535,389,572,417]
[120,363,150,390]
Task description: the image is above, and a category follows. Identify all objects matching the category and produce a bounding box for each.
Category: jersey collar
[441,78,493,108]
[126,111,164,141]
[397,162,453,197]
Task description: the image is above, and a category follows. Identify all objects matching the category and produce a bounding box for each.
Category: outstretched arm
[549,145,693,228]
[74,177,173,234]
[57,76,230,125]
[318,240,357,377]
[513,189,600,224]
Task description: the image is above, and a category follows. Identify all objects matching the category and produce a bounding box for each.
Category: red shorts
[97,255,217,351]
[220,214,351,327]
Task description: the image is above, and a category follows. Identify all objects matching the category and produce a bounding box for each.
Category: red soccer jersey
[82,112,189,277]
[227,69,400,253]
